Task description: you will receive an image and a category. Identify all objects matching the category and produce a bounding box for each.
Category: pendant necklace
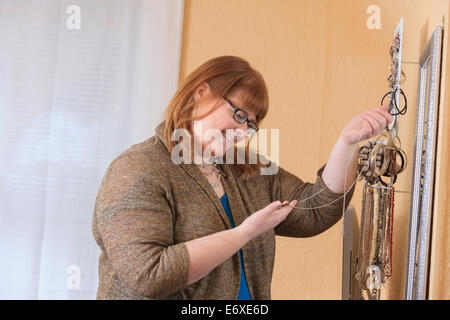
[199,161,222,188]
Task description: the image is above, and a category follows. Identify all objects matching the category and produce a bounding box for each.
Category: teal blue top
[219,193,252,300]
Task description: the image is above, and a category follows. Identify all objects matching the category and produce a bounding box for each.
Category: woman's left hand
[340,105,395,145]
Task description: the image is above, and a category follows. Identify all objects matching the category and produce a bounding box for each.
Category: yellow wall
[179,0,449,299]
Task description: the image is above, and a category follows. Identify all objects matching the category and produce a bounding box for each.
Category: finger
[284,200,297,214]
[278,200,297,212]
[376,106,394,123]
[362,120,373,137]
[363,111,388,132]
[289,199,297,208]
[274,201,283,210]
[280,199,296,206]
[364,113,384,136]
[375,106,393,121]
[367,110,388,128]
[360,113,379,134]
[264,201,282,212]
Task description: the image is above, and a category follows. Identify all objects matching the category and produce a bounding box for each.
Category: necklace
[198,161,222,188]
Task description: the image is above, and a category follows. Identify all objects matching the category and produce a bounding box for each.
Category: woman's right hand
[238,199,297,241]
[185,199,297,286]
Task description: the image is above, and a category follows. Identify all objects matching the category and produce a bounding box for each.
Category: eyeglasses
[223,96,259,134]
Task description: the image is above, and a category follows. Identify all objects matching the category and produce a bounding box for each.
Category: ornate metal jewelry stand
[354,19,408,300]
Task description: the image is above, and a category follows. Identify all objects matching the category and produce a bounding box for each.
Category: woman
[92,55,393,300]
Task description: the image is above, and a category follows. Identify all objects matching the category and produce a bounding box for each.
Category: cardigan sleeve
[272,162,356,238]
[94,151,190,299]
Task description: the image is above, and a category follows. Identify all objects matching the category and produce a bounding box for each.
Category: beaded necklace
[198,160,222,188]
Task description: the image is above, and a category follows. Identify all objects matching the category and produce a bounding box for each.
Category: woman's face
[191,81,256,159]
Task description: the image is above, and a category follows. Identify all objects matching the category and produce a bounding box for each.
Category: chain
[198,160,222,188]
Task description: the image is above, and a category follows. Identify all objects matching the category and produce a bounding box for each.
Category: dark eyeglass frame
[223,96,259,133]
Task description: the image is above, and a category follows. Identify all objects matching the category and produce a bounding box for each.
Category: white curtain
[0,0,184,299]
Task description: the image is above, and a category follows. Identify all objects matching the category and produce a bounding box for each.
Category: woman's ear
[193,81,211,102]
